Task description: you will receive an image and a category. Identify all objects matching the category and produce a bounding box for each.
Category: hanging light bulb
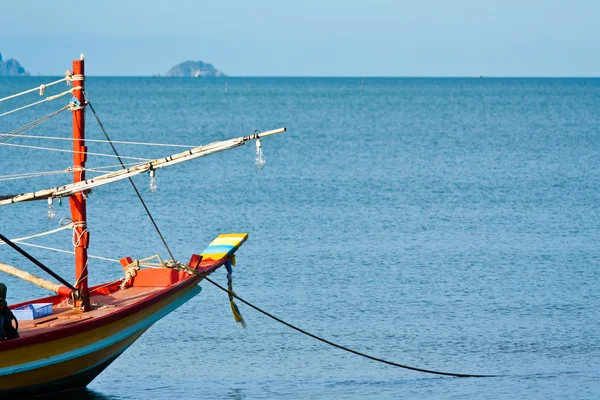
[255,138,266,170]
[149,170,157,193]
[47,197,56,220]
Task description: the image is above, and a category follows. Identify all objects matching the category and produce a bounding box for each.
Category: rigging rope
[202,276,497,378]
[0,105,70,144]
[0,233,77,292]
[0,162,139,182]
[13,241,163,268]
[0,88,79,118]
[0,142,151,161]
[0,75,70,104]
[85,94,177,262]
[0,223,72,244]
[0,168,75,182]
[8,134,199,148]
[13,242,121,264]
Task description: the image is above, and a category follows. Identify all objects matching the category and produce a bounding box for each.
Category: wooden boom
[0,128,286,206]
[0,262,73,297]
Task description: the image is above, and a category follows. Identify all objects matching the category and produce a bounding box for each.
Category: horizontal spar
[0,262,73,297]
[0,128,286,206]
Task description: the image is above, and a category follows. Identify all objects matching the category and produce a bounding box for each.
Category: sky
[1,0,598,76]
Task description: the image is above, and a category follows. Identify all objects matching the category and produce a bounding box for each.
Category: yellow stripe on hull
[0,277,201,395]
[0,328,147,391]
[0,279,199,370]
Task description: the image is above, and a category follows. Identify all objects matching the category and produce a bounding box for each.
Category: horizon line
[4,75,600,79]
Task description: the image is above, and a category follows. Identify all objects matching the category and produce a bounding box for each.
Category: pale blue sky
[1,0,598,76]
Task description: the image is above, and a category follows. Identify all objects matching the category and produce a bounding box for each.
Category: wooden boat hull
[0,272,202,399]
[0,233,248,398]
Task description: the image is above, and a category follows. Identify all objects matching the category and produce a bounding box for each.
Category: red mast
[70,54,90,311]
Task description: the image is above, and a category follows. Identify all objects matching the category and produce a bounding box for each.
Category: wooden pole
[70,54,90,311]
[0,262,73,297]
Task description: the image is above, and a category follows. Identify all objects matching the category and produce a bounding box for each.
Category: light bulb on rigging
[149,170,157,193]
[47,197,56,220]
[255,138,266,170]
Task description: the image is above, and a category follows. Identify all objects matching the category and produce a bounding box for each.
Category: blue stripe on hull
[2,351,125,400]
[0,285,201,377]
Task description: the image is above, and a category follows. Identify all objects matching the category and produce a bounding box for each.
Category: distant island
[0,53,30,76]
[165,60,225,77]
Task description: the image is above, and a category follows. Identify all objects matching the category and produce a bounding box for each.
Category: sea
[0,77,599,399]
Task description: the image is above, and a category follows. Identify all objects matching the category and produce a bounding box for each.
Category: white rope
[14,241,165,269]
[5,134,199,148]
[0,88,77,118]
[0,168,74,182]
[14,242,121,264]
[0,127,286,206]
[0,221,164,271]
[72,225,88,248]
[0,224,73,245]
[0,105,70,144]
[0,76,70,104]
[0,164,130,182]
[0,142,151,161]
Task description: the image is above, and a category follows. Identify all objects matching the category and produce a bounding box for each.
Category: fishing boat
[0,55,285,398]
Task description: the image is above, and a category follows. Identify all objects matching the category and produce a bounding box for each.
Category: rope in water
[79,92,495,379]
[203,276,497,378]
[3,225,497,379]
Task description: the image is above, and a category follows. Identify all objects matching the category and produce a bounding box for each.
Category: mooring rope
[23,91,496,379]
[203,276,497,378]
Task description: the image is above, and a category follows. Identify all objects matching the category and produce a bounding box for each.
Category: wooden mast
[70,54,90,311]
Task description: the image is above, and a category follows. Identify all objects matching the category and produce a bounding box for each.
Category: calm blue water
[0,77,599,399]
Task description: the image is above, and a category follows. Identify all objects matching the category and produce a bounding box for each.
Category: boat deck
[17,286,164,338]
